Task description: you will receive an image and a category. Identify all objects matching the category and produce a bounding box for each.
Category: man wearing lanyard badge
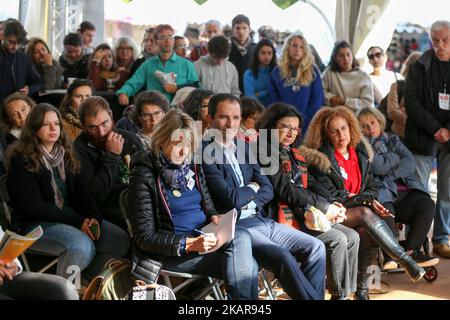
[404,20,450,259]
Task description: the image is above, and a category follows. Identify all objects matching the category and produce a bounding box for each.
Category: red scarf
[277,147,308,230]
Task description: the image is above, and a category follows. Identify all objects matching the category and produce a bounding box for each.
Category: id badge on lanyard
[439,72,450,110]
[439,86,450,110]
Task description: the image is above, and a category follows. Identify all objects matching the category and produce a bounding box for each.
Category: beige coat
[387,82,407,138]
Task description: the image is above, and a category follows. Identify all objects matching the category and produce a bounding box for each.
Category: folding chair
[0,174,59,273]
[119,189,225,300]
[259,269,276,300]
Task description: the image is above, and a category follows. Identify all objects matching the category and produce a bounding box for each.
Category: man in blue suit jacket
[201,93,326,300]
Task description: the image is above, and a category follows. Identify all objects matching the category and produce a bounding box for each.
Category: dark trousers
[383,190,435,251]
[237,215,326,300]
[0,271,79,300]
[302,223,359,297]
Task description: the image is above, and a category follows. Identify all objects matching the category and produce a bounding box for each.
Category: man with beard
[74,96,143,230]
[59,32,90,86]
[0,19,42,106]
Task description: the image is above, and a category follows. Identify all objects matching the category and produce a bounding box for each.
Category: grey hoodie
[194,55,241,97]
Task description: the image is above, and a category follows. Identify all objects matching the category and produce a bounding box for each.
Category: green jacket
[117,53,198,102]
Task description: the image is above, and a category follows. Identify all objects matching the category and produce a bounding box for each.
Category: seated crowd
[1,15,450,301]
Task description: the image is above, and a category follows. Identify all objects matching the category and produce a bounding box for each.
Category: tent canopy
[14,0,443,64]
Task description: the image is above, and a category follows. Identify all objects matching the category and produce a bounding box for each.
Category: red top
[334,147,362,194]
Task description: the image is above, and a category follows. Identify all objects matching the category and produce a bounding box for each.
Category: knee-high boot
[366,220,425,282]
[355,246,378,300]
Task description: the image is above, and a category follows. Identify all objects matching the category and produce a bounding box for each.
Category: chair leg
[259,270,275,300]
[37,258,58,274]
[209,278,225,300]
[20,254,31,272]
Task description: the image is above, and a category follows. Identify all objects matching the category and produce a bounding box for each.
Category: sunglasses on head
[368,52,383,60]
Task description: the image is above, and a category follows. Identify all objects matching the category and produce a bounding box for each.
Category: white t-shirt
[370,70,403,102]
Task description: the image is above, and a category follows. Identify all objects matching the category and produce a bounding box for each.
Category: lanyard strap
[438,60,450,93]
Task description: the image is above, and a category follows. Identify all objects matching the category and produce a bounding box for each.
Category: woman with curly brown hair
[7,103,130,282]
[59,79,93,141]
[303,106,425,300]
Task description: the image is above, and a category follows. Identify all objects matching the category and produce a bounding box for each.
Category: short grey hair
[112,36,140,61]
[430,20,450,35]
[205,19,221,29]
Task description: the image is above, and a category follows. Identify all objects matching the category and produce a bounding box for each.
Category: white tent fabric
[22,0,48,42]
[335,0,401,65]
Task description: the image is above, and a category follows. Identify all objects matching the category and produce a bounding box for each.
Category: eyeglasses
[174,45,187,49]
[158,35,174,41]
[201,104,209,109]
[368,52,383,60]
[118,47,133,51]
[140,111,164,120]
[278,124,301,135]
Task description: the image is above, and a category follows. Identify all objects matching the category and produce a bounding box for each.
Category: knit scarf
[40,144,66,210]
[231,37,252,57]
[159,153,190,191]
[277,147,308,230]
[63,106,83,130]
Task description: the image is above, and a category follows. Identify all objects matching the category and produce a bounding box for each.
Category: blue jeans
[237,215,326,300]
[414,141,450,244]
[163,226,259,300]
[29,220,130,281]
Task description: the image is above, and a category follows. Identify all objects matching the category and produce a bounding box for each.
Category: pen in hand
[194,229,206,236]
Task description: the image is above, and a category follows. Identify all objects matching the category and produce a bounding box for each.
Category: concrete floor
[369,257,450,300]
[265,254,450,300]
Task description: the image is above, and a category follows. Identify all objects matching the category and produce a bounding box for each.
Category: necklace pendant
[173,189,182,198]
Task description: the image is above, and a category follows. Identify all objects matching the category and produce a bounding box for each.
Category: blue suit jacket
[201,138,274,217]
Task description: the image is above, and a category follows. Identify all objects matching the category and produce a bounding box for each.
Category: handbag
[129,280,176,300]
[82,258,176,300]
[304,206,331,233]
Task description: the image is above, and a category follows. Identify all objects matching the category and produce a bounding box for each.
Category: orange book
[0,226,43,264]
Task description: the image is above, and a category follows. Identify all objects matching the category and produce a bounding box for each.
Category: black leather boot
[366,220,425,282]
[355,246,377,300]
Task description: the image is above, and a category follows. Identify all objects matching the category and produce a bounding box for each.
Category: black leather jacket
[308,142,378,206]
[127,150,218,284]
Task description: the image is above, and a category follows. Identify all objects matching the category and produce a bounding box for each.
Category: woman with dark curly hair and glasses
[131,90,171,150]
[183,89,214,136]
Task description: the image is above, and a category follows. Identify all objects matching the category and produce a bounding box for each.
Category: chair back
[119,189,134,238]
[0,174,12,229]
